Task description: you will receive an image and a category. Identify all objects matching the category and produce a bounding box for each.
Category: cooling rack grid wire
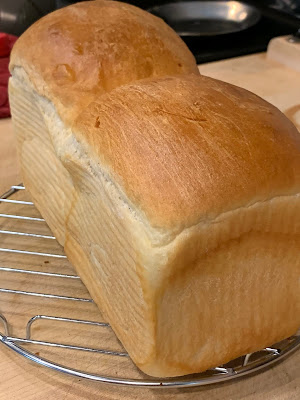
[0,184,299,388]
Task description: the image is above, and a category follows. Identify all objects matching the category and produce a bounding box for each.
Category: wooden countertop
[0,118,20,194]
[0,48,300,399]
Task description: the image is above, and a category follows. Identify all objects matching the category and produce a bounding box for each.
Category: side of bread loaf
[9,1,300,378]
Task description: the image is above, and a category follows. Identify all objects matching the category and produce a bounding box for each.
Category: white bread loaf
[9,0,300,378]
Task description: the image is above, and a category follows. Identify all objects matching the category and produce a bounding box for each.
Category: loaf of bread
[9,0,300,378]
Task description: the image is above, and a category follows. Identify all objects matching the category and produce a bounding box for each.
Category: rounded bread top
[73,74,300,233]
[10,0,199,124]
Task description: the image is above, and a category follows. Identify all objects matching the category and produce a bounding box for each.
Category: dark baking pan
[148,1,261,36]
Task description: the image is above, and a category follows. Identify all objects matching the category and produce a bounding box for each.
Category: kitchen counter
[0,48,299,399]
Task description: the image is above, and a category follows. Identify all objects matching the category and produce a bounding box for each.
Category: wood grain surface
[0,118,20,193]
[1,42,300,398]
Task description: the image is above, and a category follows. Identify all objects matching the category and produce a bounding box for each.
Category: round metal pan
[148,1,261,36]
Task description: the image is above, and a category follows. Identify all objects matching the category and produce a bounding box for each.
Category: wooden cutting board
[0,36,299,400]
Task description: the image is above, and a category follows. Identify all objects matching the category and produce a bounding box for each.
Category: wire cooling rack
[0,184,299,388]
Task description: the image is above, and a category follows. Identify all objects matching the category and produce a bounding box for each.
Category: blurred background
[0,0,300,63]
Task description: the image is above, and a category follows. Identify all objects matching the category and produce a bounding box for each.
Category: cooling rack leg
[0,314,9,335]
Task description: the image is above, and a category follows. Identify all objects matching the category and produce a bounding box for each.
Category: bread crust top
[9,0,198,125]
[71,74,300,232]
[9,1,300,234]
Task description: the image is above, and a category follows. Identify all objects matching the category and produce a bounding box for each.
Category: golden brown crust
[9,0,199,125]
[73,74,300,232]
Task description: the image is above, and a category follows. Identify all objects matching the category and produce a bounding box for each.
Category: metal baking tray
[148,1,261,36]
